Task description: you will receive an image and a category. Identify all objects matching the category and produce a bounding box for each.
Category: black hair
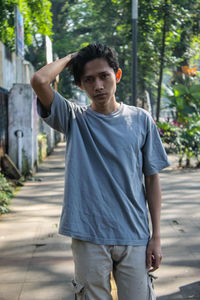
[68,43,119,85]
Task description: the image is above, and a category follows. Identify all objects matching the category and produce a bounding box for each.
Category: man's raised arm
[30,54,74,112]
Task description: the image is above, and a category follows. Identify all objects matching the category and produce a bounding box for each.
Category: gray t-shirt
[37,91,170,245]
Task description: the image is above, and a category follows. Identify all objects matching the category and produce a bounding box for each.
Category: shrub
[157,115,200,167]
[0,172,13,214]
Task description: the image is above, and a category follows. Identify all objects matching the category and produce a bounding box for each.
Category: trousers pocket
[72,279,87,300]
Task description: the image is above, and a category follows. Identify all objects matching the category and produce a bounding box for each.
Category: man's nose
[94,78,104,91]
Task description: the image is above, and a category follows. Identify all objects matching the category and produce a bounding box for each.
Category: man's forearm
[31,54,72,86]
[145,173,162,271]
[145,173,162,238]
[30,54,73,111]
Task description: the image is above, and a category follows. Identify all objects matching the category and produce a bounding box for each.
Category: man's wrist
[151,234,161,240]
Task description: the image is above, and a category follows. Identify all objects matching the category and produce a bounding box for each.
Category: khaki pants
[71,239,156,300]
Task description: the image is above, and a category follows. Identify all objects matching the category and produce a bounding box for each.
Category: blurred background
[0,0,200,212]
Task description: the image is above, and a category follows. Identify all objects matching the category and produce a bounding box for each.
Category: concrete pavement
[0,143,74,300]
[0,142,200,300]
[155,158,200,299]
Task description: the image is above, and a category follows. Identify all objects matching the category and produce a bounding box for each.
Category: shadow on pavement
[158,281,200,300]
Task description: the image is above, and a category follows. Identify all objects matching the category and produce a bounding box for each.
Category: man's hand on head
[66,52,78,68]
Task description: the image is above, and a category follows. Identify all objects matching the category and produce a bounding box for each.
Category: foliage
[0,0,53,51]
[166,66,200,125]
[158,116,200,167]
[159,65,200,167]
[48,0,200,106]
[157,121,178,148]
[3,0,199,110]
[138,0,200,116]
[50,0,132,102]
[0,172,13,214]
[178,116,200,166]
[37,133,47,163]
[14,0,199,109]
[25,35,46,71]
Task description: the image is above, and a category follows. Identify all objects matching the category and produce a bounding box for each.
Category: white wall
[1,41,60,173]
[8,84,38,173]
[0,41,34,91]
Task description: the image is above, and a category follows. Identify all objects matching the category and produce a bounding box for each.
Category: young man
[31,43,170,300]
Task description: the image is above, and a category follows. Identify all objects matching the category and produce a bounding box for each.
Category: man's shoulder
[122,103,152,119]
[54,90,89,113]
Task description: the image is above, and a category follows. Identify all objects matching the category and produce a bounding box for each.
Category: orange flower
[181,66,198,76]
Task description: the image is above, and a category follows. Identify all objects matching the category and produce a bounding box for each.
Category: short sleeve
[37,91,73,135]
[142,114,170,176]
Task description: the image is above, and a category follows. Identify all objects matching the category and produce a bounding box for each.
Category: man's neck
[91,99,120,115]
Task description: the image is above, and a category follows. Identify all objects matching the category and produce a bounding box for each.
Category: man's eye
[85,78,93,83]
[102,74,109,79]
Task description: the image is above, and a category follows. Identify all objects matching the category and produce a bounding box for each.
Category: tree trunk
[156,0,168,121]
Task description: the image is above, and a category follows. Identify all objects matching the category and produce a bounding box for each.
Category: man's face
[79,58,121,105]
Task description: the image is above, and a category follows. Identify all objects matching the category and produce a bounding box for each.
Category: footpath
[0,142,200,300]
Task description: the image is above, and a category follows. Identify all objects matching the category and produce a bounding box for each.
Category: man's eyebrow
[100,71,110,74]
[83,70,111,78]
[83,75,93,79]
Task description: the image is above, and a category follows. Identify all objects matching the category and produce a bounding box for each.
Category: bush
[37,134,47,163]
[157,121,178,151]
[0,172,13,214]
[157,115,200,167]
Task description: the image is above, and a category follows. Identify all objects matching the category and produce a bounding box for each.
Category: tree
[138,0,200,119]
[10,0,199,112]
[171,0,200,67]
[0,0,53,51]
[50,0,132,102]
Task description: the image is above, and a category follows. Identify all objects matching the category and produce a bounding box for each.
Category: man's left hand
[146,237,162,272]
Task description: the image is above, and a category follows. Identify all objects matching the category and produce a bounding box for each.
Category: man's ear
[116,68,122,83]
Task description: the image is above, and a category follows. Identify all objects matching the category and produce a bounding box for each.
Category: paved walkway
[154,156,200,299]
[0,143,200,300]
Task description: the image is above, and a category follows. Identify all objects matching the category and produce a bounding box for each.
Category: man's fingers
[70,52,78,59]
[146,238,162,271]
[151,254,162,272]
[146,252,152,269]
[147,253,162,272]
[66,52,78,68]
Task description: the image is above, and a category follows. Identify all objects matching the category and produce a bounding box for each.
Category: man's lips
[94,93,107,98]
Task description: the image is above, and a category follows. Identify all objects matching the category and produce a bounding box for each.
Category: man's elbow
[30,73,48,89]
